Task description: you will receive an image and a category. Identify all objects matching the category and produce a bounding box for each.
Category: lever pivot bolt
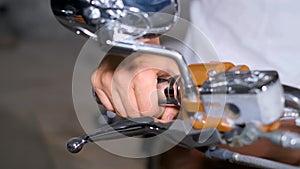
[295,117,300,127]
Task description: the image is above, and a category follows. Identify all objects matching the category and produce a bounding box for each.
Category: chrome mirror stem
[106,39,199,102]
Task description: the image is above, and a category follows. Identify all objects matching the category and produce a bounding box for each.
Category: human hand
[92,52,180,123]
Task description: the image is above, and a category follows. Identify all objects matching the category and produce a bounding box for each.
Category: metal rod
[107,40,199,102]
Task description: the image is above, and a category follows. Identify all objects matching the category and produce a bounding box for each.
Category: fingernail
[167,114,174,121]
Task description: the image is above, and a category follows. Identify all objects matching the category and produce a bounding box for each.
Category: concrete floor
[0,38,146,169]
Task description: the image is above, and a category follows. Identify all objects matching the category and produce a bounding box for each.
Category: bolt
[295,117,300,127]
[194,112,204,121]
[208,69,217,77]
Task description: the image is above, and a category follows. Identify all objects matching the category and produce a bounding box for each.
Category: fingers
[96,89,115,111]
[131,69,179,121]
[112,79,139,118]
[92,54,180,122]
[157,107,179,123]
[91,70,115,112]
[112,68,164,118]
[132,69,164,117]
[93,67,179,121]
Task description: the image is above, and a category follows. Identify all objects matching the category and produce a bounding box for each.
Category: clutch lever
[67,117,168,153]
[67,116,224,153]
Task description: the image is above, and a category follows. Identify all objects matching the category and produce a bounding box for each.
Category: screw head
[295,117,300,127]
[194,112,204,121]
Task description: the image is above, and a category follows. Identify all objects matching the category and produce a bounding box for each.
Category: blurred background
[0,0,146,168]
